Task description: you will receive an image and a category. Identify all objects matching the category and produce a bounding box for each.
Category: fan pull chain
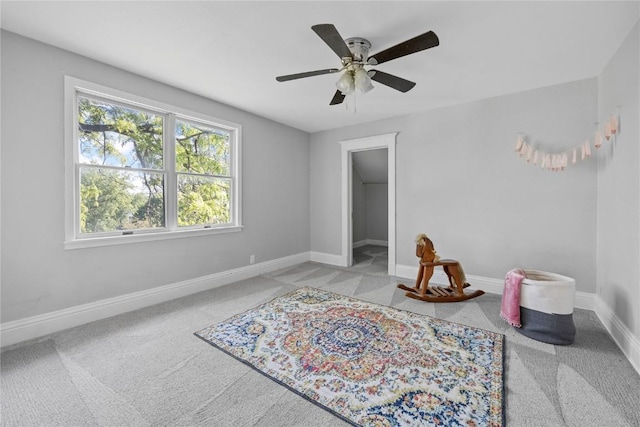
[342,92,358,113]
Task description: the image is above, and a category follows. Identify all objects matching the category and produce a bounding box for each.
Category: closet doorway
[340,133,396,275]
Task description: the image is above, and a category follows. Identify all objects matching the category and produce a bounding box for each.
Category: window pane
[178,174,230,226]
[175,120,230,176]
[78,96,163,169]
[80,167,165,233]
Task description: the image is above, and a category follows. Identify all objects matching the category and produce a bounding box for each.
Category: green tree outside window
[77,96,232,234]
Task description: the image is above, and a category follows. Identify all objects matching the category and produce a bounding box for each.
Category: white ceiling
[1,1,638,133]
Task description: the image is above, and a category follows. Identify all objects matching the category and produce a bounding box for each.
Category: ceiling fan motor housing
[344,37,371,65]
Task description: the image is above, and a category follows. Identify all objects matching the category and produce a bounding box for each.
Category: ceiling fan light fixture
[336,71,355,95]
[354,68,374,93]
[275,24,438,106]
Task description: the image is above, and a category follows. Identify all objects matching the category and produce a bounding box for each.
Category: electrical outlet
[250,255,255,265]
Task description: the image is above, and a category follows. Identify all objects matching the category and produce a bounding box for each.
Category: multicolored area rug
[195,287,504,427]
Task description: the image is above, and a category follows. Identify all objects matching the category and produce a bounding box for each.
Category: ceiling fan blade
[369,71,416,93]
[330,90,346,105]
[368,31,439,65]
[276,68,340,82]
[312,24,352,59]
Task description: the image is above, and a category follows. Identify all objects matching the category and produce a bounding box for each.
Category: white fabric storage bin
[517,270,576,345]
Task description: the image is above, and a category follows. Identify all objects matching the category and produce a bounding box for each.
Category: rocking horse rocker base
[398,260,484,303]
[398,234,484,303]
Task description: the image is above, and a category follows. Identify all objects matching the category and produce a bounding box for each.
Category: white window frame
[64,76,242,249]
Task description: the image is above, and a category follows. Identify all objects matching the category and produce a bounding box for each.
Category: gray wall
[310,78,598,293]
[597,22,639,339]
[365,184,388,242]
[3,23,637,353]
[352,168,388,245]
[0,31,310,323]
[352,168,367,244]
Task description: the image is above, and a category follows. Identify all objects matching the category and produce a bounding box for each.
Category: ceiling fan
[275,24,439,105]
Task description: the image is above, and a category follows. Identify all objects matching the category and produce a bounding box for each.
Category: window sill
[64,225,243,250]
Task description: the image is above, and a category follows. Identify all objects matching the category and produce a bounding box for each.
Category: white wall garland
[515,109,621,171]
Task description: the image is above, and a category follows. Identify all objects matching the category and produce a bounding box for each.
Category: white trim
[63,76,243,248]
[366,239,388,247]
[353,240,368,249]
[309,251,344,266]
[395,264,595,310]
[574,291,595,311]
[64,225,243,250]
[595,297,640,375]
[396,265,638,373]
[340,133,397,276]
[165,113,178,230]
[0,252,308,348]
[353,239,388,248]
[4,255,635,375]
[64,77,77,244]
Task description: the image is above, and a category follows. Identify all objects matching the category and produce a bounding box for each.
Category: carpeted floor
[2,245,639,426]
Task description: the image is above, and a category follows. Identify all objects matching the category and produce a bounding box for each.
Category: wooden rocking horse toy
[397,233,484,302]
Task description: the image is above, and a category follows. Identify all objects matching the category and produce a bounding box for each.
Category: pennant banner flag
[515,111,620,172]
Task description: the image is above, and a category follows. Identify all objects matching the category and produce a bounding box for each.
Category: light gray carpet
[2,245,639,426]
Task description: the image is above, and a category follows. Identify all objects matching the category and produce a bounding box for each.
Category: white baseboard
[396,264,637,374]
[309,251,345,267]
[395,264,595,310]
[353,239,388,248]
[353,240,367,248]
[395,264,419,282]
[594,297,640,375]
[6,255,635,376]
[574,292,595,311]
[0,252,310,349]
[317,242,389,266]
